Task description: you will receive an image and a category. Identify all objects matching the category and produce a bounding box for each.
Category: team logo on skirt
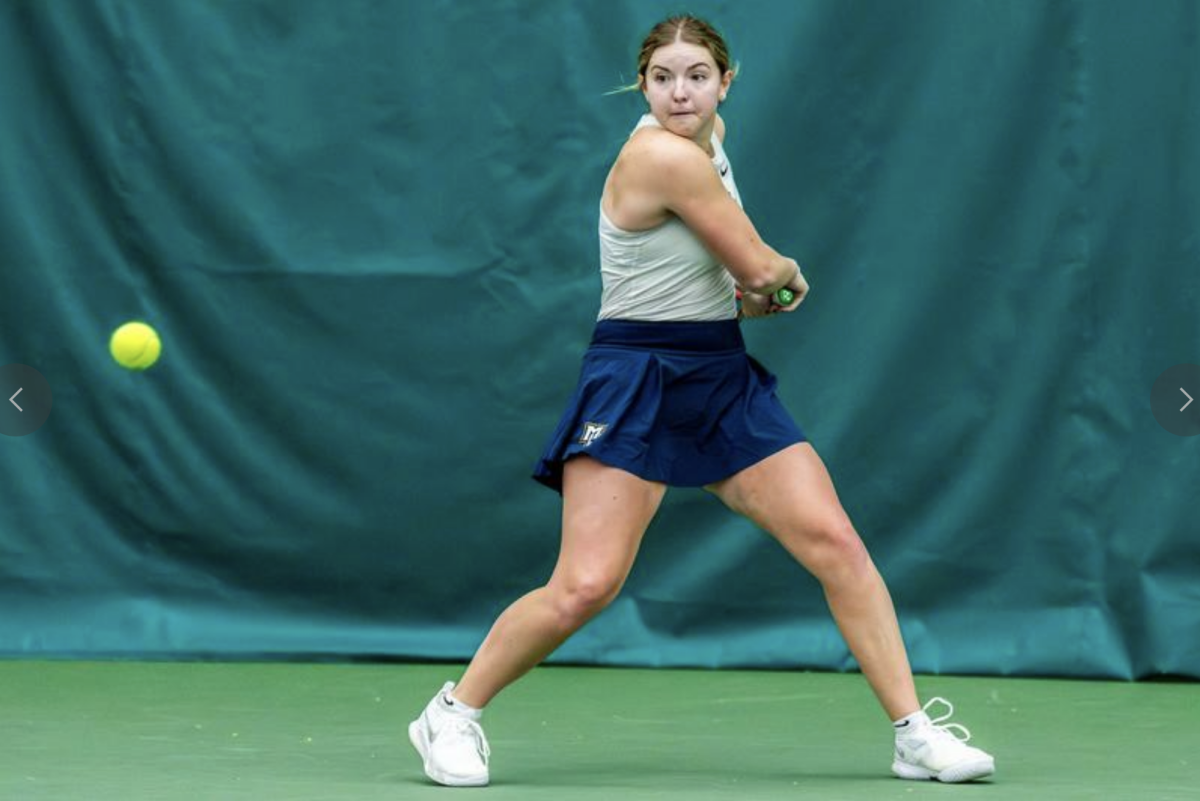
[578,422,608,447]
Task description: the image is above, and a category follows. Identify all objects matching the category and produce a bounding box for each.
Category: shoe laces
[445,715,491,765]
[918,697,972,744]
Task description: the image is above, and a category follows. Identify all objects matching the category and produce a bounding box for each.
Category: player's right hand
[776,267,809,312]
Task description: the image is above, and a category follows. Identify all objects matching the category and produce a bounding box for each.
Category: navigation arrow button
[0,364,52,436]
[1151,364,1200,437]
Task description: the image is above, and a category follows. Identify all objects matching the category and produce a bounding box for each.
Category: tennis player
[409,14,995,787]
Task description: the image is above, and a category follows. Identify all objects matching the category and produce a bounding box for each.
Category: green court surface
[1,661,1193,800]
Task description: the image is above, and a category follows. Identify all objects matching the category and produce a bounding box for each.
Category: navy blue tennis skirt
[532,319,806,493]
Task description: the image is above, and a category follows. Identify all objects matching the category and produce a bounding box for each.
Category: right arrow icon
[1152,365,1200,437]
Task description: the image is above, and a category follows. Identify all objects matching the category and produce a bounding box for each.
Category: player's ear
[720,69,734,99]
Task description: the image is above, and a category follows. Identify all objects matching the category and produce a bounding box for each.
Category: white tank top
[597,114,742,322]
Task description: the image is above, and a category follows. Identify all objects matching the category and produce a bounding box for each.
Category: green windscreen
[1,0,1196,679]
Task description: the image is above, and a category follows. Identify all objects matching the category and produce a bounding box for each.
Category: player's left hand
[739,291,775,319]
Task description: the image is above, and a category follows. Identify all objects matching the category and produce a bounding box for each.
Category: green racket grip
[773,287,795,305]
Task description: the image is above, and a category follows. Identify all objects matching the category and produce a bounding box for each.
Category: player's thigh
[551,456,667,591]
[706,443,858,564]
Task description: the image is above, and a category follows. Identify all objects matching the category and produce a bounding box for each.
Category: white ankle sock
[440,690,483,721]
[892,709,931,734]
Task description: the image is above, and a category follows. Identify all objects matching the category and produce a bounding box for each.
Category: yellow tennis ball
[109,321,162,370]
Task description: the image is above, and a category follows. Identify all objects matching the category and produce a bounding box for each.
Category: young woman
[409,15,995,788]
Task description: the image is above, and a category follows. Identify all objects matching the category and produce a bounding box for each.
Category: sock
[440,689,483,721]
[892,709,930,735]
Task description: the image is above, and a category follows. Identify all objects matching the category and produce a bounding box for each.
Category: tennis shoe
[408,681,490,787]
[892,697,994,783]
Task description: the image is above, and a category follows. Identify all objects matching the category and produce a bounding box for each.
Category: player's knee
[804,519,871,583]
[551,573,623,627]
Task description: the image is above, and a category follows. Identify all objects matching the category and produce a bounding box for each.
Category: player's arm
[635,131,800,296]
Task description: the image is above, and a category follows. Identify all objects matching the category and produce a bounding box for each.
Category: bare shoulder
[605,128,715,229]
[621,127,712,182]
[715,113,726,143]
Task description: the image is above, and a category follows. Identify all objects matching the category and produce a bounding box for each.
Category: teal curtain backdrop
[1,0,1197,679]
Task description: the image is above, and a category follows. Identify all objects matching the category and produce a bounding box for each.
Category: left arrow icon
[0,365,52,436]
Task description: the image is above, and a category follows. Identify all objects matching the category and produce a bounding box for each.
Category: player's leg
[454,456,666,706]
[410,456,666,786]
[705,442,994,782]
[706,442,918,719]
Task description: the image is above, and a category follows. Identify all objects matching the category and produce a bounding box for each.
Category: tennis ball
[110,321,162,370]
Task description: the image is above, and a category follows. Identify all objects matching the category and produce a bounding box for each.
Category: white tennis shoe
[892,697,995,783]
[408,681,491,787]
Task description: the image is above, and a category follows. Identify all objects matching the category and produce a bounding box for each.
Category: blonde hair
[607,15,737,96]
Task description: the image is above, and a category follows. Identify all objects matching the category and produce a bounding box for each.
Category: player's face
[642,41,731,150]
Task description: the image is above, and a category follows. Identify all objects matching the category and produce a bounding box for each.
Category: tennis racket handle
[773,287,795,305]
